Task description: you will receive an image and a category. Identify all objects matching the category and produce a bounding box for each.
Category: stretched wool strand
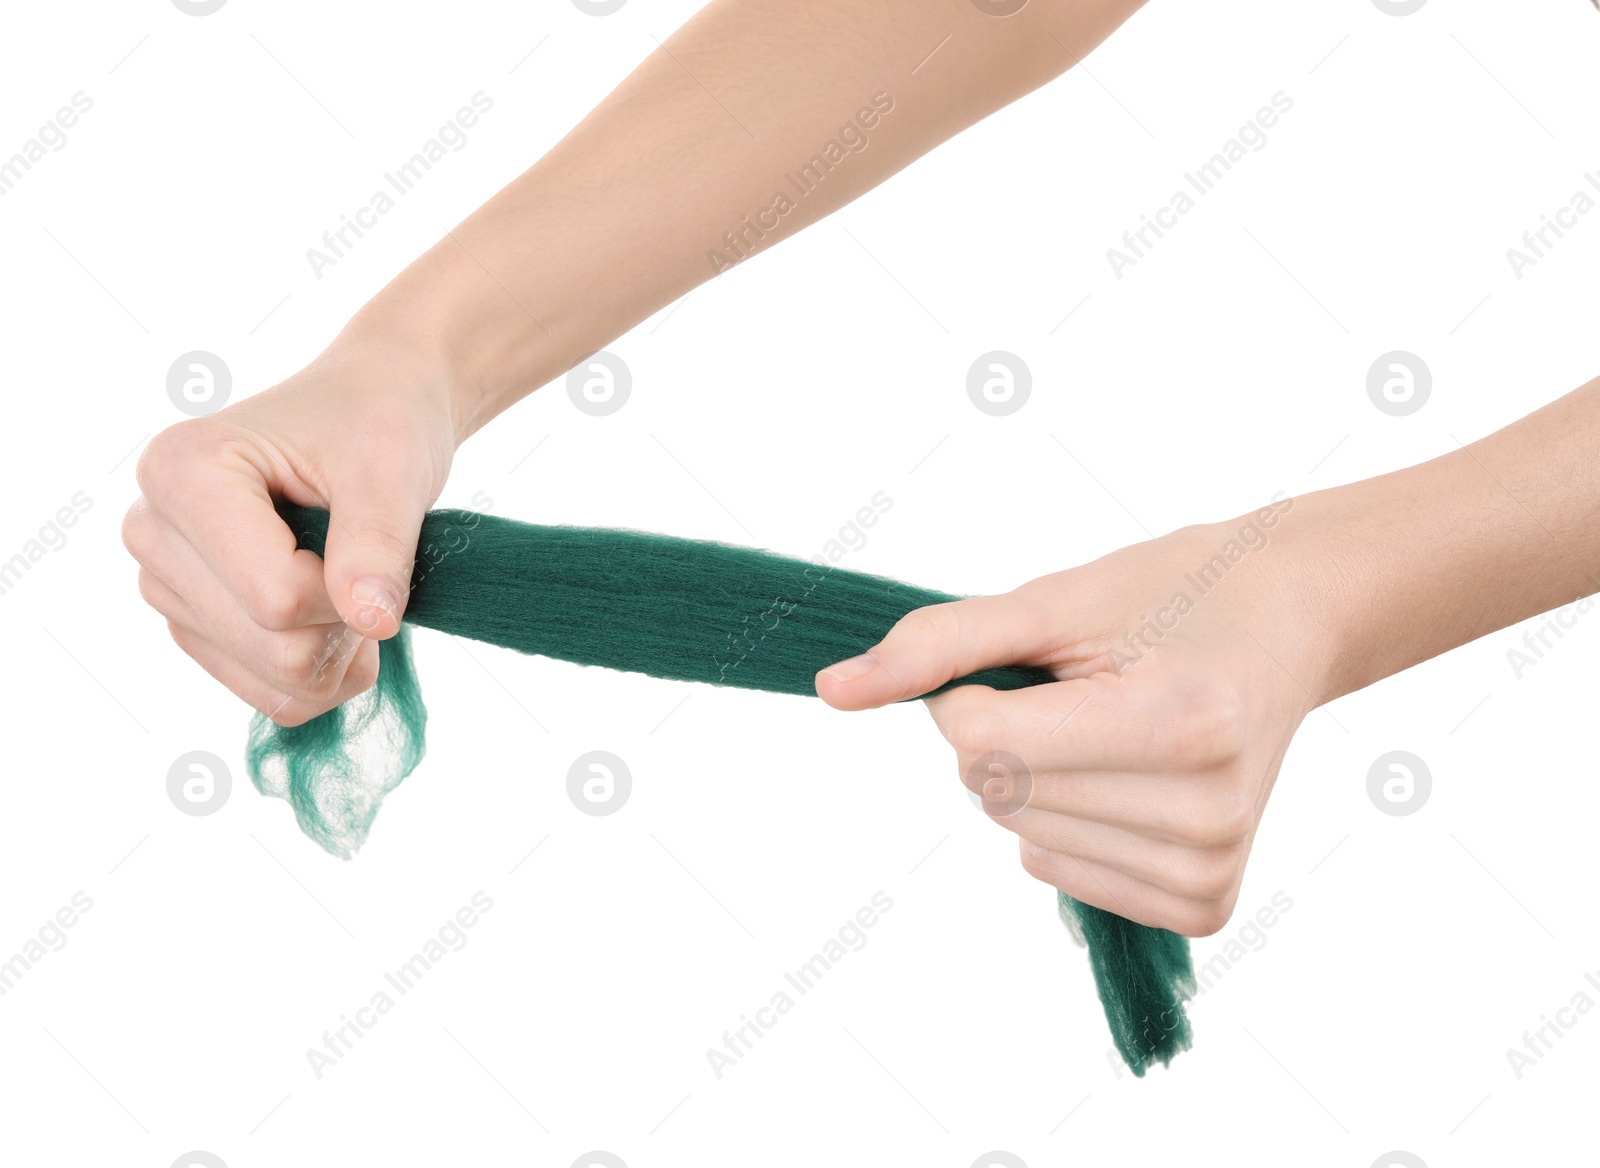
[246,502,1195,1075]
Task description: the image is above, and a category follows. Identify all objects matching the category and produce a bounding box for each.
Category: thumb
[320,474,429,640]
[815,590,1052,711]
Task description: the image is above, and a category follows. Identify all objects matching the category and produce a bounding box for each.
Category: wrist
[1252,491,1382,711]
[310,316,469,454]
[338,233,618,448]
[1186,495,1352,716]
[1257,459,1480,709]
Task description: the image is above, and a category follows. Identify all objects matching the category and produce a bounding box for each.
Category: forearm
[1283,377,1600,704]
[338,0,1146,441]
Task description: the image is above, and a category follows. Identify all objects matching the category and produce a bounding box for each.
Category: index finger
[136,422,340,630]
[925,670,1244,775]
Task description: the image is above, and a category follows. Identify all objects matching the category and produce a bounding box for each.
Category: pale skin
[123,0,1600,936]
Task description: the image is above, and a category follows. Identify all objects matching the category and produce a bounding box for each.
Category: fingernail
[351,576,399,633]
[822,653,878,683]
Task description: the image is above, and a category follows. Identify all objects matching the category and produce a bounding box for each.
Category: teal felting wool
[247,502,1195,1074]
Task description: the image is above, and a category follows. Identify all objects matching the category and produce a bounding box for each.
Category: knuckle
[267,701,316,729]
[1187,785,1255,847]
[1017,839,1059,885]
[890,602,960,650]
[120,501,153,560]
[344,641,381,695]
[302,653,349,701]
[1167,849,1240,902]
[342,518,411,562]
[134,422,204,500]
[275,630,328,693]
[1180,894,1238,939]
[945,703,1011,759]
[132,434,172,499]
[245,576,302,631]
[1165,679,1247,768]
[299,633,361,701]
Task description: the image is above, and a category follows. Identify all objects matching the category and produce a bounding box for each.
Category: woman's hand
[815,498,1331,937]
[123,332,459,727]
[816,378,1600,937]
[118,0,1157,729]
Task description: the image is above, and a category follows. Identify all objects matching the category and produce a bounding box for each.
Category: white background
[2,1,1598,1165]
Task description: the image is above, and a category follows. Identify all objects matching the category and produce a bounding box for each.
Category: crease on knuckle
[246,575,301,631]
[945,702,1011,760]
[1184,784,1254,848]
[134,422,206,500]
[296,631,360,701]
[120,502,153,560]
[344,642,381,695]
[892,602,958,650]
[1181,894,1238,938]
[136,569,163,608]
[276,630,327,694]
[1017,839,1060,885]
[269,702,314,729]
[1163,680,1247,769]
[343,521,410,564]
[1167,849,1239,902]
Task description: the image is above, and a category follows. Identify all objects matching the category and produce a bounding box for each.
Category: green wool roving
[247,502,1195,1075]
